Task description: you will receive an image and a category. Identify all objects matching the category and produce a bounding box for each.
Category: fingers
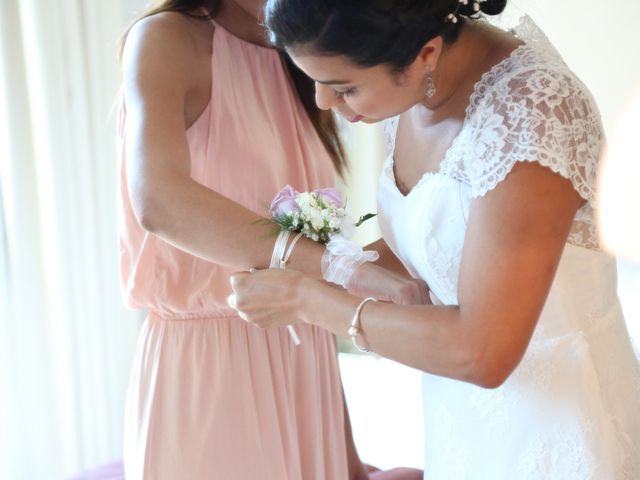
[229,271,250,290]
[228,270,265,323]
[228,268,262,294]
[228,273,250,320]
[227,293,254,321]
[228,269,298,327]
[226,293,250,322]
[226,293,237,309]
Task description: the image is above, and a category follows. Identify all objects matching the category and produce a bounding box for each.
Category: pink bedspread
[68,460,423,479]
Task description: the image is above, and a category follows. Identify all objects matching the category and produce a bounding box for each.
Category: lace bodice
[383,16,603,250]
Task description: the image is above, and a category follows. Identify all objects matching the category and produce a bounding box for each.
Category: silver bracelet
[348,297,376,353]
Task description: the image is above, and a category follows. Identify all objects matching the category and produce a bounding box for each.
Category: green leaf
[354,213,377,227]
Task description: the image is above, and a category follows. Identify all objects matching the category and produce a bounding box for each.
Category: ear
[416,36,444,73]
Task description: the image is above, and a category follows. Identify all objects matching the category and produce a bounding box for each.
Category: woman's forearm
[366,238,411,275]
[132,162,425,304]
[132,169,326,275]
[300,277,496,387]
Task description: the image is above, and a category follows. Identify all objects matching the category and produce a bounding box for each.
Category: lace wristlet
[321,235,379,288]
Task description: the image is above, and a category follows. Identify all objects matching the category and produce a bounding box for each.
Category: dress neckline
[185,10,278,133]
[388,42,529,198]
[203,10,277,53]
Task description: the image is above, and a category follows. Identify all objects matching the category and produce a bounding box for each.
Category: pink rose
[270,185,300,218]
[314,188,343,207]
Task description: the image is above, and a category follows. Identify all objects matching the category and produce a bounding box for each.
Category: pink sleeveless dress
[118,21,349,480]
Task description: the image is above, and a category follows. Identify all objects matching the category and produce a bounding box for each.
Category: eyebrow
[314,79,352,85]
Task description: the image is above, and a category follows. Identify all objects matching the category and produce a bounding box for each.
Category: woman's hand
[229,269,311,328]
[229,264,431,330]
[347,262,431,305]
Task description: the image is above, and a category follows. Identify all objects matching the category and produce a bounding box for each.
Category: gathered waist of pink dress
[148,309,239,322]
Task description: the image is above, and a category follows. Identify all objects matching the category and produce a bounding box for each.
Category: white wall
[509,0,640,132]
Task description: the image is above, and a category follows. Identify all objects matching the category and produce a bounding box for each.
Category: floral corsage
[269,185,375,245]
[254,185,378,346]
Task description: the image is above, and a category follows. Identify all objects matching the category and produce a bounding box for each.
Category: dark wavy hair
[265,0,508,73]
[120,0,346,175]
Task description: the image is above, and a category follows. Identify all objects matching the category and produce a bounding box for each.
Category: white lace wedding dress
[377,17,640,479]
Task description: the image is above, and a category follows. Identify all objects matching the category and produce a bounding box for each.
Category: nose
[315,82,344,111]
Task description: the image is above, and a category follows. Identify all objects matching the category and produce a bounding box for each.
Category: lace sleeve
[462,66,604,203]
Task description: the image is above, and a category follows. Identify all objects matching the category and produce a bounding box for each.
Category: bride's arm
[366,238,412,275]
[230,161,583,388]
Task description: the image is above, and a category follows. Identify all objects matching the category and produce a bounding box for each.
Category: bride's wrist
[299,275,359,329]
[297,275,323,324]
[350,260,377,279]
[321,239,379,287]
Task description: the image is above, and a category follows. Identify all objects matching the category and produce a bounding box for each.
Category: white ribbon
[326,234,380,262]
[322,235,379,287]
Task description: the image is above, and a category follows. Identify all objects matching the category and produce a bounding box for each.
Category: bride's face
[289,51,428,123]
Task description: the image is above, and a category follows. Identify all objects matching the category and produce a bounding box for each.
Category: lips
[344,114,363,123]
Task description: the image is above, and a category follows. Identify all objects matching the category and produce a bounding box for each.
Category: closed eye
[334,87,358,98]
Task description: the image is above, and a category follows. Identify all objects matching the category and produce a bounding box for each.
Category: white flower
[271,186,374,244]
[295,192,319,212]
[329,217,341,229]
[309,210,325,231]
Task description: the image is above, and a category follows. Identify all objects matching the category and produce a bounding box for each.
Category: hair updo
[265,0,507,72]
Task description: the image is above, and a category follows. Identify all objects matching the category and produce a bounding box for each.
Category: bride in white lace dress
[229,1,640,478]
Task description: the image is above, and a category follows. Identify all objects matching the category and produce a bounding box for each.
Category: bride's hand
[228,265,430,330]
[346,262,431,305]
[229,269,309,328]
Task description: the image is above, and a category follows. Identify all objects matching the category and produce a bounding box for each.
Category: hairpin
[446,0,482,24]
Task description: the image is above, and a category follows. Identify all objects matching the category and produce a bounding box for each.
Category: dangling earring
[425,66,436,99]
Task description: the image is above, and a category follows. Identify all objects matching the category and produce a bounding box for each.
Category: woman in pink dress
[118,0,424,478]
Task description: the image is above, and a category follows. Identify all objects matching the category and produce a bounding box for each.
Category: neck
[215,0,270,47]
[420,22,503,112]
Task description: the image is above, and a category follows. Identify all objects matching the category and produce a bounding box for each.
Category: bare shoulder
[124,11,203,59]
[122,12,211,94]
